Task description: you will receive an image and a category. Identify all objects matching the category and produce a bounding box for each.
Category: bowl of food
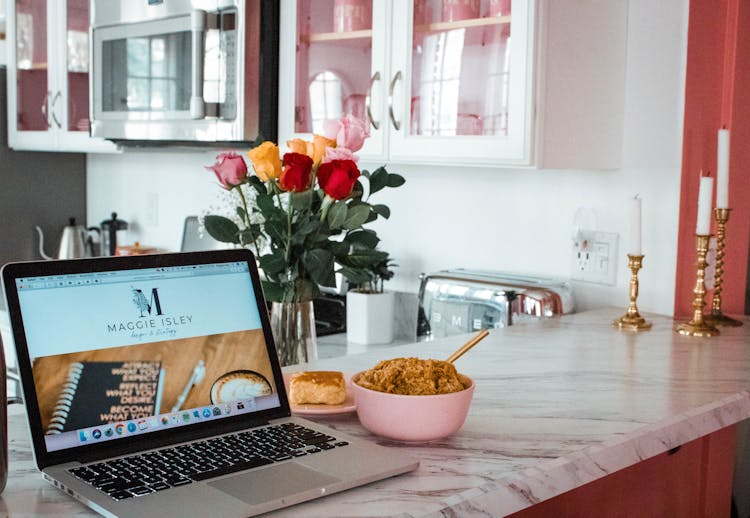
[351,357,475,442]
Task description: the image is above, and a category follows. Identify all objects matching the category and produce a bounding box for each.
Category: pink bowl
[350,372,475,442]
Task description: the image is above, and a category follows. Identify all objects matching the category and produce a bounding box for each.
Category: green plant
[203,116,405,302]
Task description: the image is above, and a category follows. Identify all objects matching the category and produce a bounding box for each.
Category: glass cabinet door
[65,0,90,133]
[280,0,388,160]
[389,0,533,165]
[14,0,50,132]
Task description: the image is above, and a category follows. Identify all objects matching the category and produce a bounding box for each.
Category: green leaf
[247,175,266,195]
[327,202,347,229]
[386,173,406,188]
[345,229,380,249]
[265,219,286,244]
[368,167,388,195]
[236,206,247,221]
[343,204,371,229]
[302,249,335,286]
[338,266,372,284]
[326,240,350,257]
[258,251,286,275]
[290,190,313,210]
[203,215,240,244]
[350,180,364,201]
[372,204,391,219]
[296,219,320,236]
[340,248,389,267]
[256,192,276,214]
[261,280,284,302]
[239,228,256,246]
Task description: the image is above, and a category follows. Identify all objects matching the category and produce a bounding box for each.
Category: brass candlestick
[705,208,743,327]
[675,234,720,337]
[613,254,652,331]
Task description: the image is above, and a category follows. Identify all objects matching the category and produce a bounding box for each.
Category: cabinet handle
[41,91,51,129]
[51,91,62,129]
[365,71,381,130]
[388,71,402,131]
[189,10,207,119]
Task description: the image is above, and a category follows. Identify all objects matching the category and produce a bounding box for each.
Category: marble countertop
[2,308,750,516]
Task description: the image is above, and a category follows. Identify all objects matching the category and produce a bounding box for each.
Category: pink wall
[675,0,749,317]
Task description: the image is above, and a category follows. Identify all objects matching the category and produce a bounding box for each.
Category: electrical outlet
[571,230,619,285]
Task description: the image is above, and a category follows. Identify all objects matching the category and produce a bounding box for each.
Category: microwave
[90,0,278,145]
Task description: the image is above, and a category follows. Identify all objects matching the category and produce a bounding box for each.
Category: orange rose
[286,135,336,168]
[247,141,281,181]
[310,134,336,167]
[286,138,308,155]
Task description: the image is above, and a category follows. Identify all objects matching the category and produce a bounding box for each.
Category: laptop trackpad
[208,463,340,505]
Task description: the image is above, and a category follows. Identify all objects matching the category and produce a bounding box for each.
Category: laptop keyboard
[67,423,349,501]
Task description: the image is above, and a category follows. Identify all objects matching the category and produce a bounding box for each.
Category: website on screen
[16,262,280,452]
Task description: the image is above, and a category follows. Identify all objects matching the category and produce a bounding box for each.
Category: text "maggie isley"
[108,315,193,332]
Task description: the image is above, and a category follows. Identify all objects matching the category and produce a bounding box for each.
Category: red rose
[317,159,360,200]
[280,152,313,192]
[205,151,248,190]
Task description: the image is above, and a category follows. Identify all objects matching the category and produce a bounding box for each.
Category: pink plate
[282,373,357,416]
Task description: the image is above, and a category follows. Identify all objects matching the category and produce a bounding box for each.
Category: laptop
[1,249,418,517]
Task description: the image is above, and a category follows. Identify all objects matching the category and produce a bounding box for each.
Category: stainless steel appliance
[35,219,100,260]
[418,269,575,338]
[90,0,278,144]
[100,212,129,256]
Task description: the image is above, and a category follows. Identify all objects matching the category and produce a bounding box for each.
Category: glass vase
[270,301,318,367]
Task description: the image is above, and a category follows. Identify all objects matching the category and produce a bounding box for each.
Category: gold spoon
[446,329,490,363]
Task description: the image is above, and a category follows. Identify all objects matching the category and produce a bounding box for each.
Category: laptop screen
[14,260,282,453]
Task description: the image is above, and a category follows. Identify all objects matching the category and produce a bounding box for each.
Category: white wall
[87,0,688,316]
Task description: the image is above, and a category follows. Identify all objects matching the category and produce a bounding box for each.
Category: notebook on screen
[1,250,417,517]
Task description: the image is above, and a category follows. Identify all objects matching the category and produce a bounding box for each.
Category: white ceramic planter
[346,291,395,345]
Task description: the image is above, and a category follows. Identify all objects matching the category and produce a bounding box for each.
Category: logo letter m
[133,288,164,317]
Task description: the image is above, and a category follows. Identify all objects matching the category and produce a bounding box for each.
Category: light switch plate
[571,230,619,285]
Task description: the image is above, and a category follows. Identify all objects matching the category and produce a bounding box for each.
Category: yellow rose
[311,135,336,167]
[247,142,281,181]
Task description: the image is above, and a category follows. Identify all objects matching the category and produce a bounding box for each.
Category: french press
[100,212,128,256]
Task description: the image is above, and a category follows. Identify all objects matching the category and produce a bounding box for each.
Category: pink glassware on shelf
[488,0,511,16]
[456,113,483,136]
[333,0,371,32]
[442,0,480,22]
[413,0,431,26]
[344,94,366,120]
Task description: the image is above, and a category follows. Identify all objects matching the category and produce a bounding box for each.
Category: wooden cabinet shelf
[304,16,510,42]
[304,28,372,43]
[415,15,510,33]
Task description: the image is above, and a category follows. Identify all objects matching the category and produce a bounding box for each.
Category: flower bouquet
[203,115,404,365]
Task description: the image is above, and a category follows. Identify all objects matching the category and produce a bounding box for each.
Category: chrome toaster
[417,269,575,338]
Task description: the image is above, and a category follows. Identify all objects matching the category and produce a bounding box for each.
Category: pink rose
[323,114,369,153]
[322,146,359,164]
[205,151,248,190]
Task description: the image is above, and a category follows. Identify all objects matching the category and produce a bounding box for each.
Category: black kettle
[100,212,129,256]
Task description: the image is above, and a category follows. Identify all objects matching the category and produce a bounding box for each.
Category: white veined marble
[2,308,750,516]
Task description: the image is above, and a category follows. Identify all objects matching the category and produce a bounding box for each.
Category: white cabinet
[279,0,626,169]
[279,0,534,166]
[6,0,117,152]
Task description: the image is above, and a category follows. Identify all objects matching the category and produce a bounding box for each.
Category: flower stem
[237,186,261,257]
[285,192,292,263]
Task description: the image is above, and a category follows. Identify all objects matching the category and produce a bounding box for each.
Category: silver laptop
[1,250,417,517]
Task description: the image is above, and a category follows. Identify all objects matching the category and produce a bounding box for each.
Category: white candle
[696,175,714,235]
[630,195,642,255]
[716,129,730,208]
